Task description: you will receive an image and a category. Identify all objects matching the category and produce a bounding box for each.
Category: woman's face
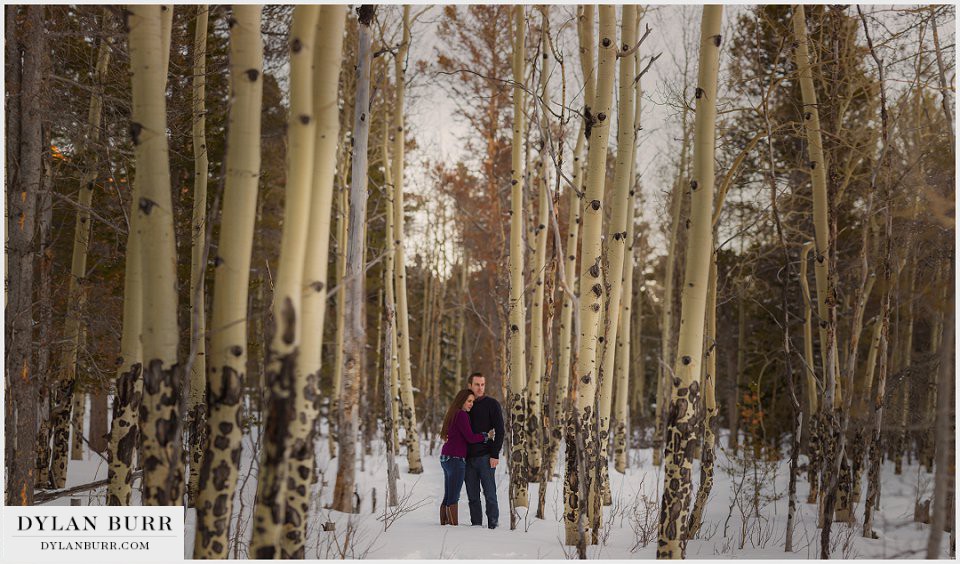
[463,394,476,412]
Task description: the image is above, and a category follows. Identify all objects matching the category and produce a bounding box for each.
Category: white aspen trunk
[553,9,591,481]
[281,6,345,557]
[192,5,262,555]
[565,5,617,547]
[70,391,85,461]
[508,4,529,510]
[613,190,637,475]
[53,24,110,482]
[799,240,822,503]
[615,17,644,473]
[526,6,552,485]
[249,6,319,556]
[454,252,469,385]
[656,6,722,558]
[186,4,209,506]
[391,6,423,474]
[687,256,717,537]
[381,107,401,454]
[793,5,834,407]
[332,6,375,513]
[655,102,689,467]
[596,6,636,515]
[129,3,182,506]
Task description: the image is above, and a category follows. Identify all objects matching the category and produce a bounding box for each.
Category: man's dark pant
[465,455,498,526]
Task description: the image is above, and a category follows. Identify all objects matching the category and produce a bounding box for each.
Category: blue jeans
[465,455,498,526]
[440,456,466,506]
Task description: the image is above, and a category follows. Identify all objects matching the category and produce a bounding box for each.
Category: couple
[438,372,504,528]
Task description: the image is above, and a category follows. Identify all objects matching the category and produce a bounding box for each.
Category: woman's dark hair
[441,389,475,441]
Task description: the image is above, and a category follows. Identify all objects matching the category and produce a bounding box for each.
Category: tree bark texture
[657,6,721,558]
[508,4,529,510]
[193,5,263,556]
[280,6,345,557]
[129,4,182,506]
[187,4,210,506]
[332,5,374,515]
[5,4,44,505]
[249,6,320,556]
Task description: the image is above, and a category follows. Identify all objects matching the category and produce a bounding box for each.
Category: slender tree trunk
[249,6,320,556]
[381,106,401,455]
[186,4,209,506]
[688,256,718,537]
[71,392,86,460]
[507,4,529,512]
[553,6,592,490]
[391,6,423,475]
[331,6,374,514]
[129,4,182,506]
[193,5,263,554]
[526,6,552,486]
[656,7,722,558]
[615,15,644,473]
[565,4,617,545]
[51,15,112,481]
[656,103,689,466]
[4,4,43,505]
[596,7,636,516]
[280,6,344,557]
[799,241,821,503]
[330,184,348,454]
[927,275,954,557]
[383,302,400,508]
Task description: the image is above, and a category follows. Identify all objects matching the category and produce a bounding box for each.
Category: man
[465,372,504,529]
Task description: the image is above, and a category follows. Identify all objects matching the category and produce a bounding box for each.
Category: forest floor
[49,422,950,559]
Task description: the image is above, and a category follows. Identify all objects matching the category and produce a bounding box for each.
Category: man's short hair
[468,372,484,384]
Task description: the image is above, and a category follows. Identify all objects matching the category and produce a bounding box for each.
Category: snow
[46,423,952,559]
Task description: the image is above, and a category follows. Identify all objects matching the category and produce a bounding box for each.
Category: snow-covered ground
[48,422,952,559]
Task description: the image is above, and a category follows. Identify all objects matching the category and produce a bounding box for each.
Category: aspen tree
[927,269,954,557]
[5,4,43,505]
[391,5,423,474]
[615,16,644,474]
[551,4,592,481]
[52,18,110,485]
[507,4,529,509]
[792,4,836,425]
[687,256,717,537]
[332,4,375,514]
[281,6,345,556]
[193,6,262,554]
[128,3,182,506]
[330,186,348,451]
[454,253,469,385]
[656,6,722,558]
[186,4,209,506]
[596,5,636,512]
[655,101,689,467]
[799,240,820,502]
[863,214,893,540]
[613,191,637,475]
[526,5,552,485]
[381,107,401,454]
[249,6,319,555]
[564,4,617,546]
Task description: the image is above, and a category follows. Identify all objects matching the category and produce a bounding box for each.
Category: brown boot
[446,504,459,526]
[440,504,448,525]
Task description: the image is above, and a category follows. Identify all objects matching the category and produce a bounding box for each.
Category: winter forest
[2,3,956,560]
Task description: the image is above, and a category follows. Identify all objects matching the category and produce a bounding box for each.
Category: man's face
[470,376,486,399]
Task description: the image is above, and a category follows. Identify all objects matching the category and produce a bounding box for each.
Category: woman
[439,389,486,525]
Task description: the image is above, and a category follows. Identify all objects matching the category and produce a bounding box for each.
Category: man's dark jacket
[466,395,505,459]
